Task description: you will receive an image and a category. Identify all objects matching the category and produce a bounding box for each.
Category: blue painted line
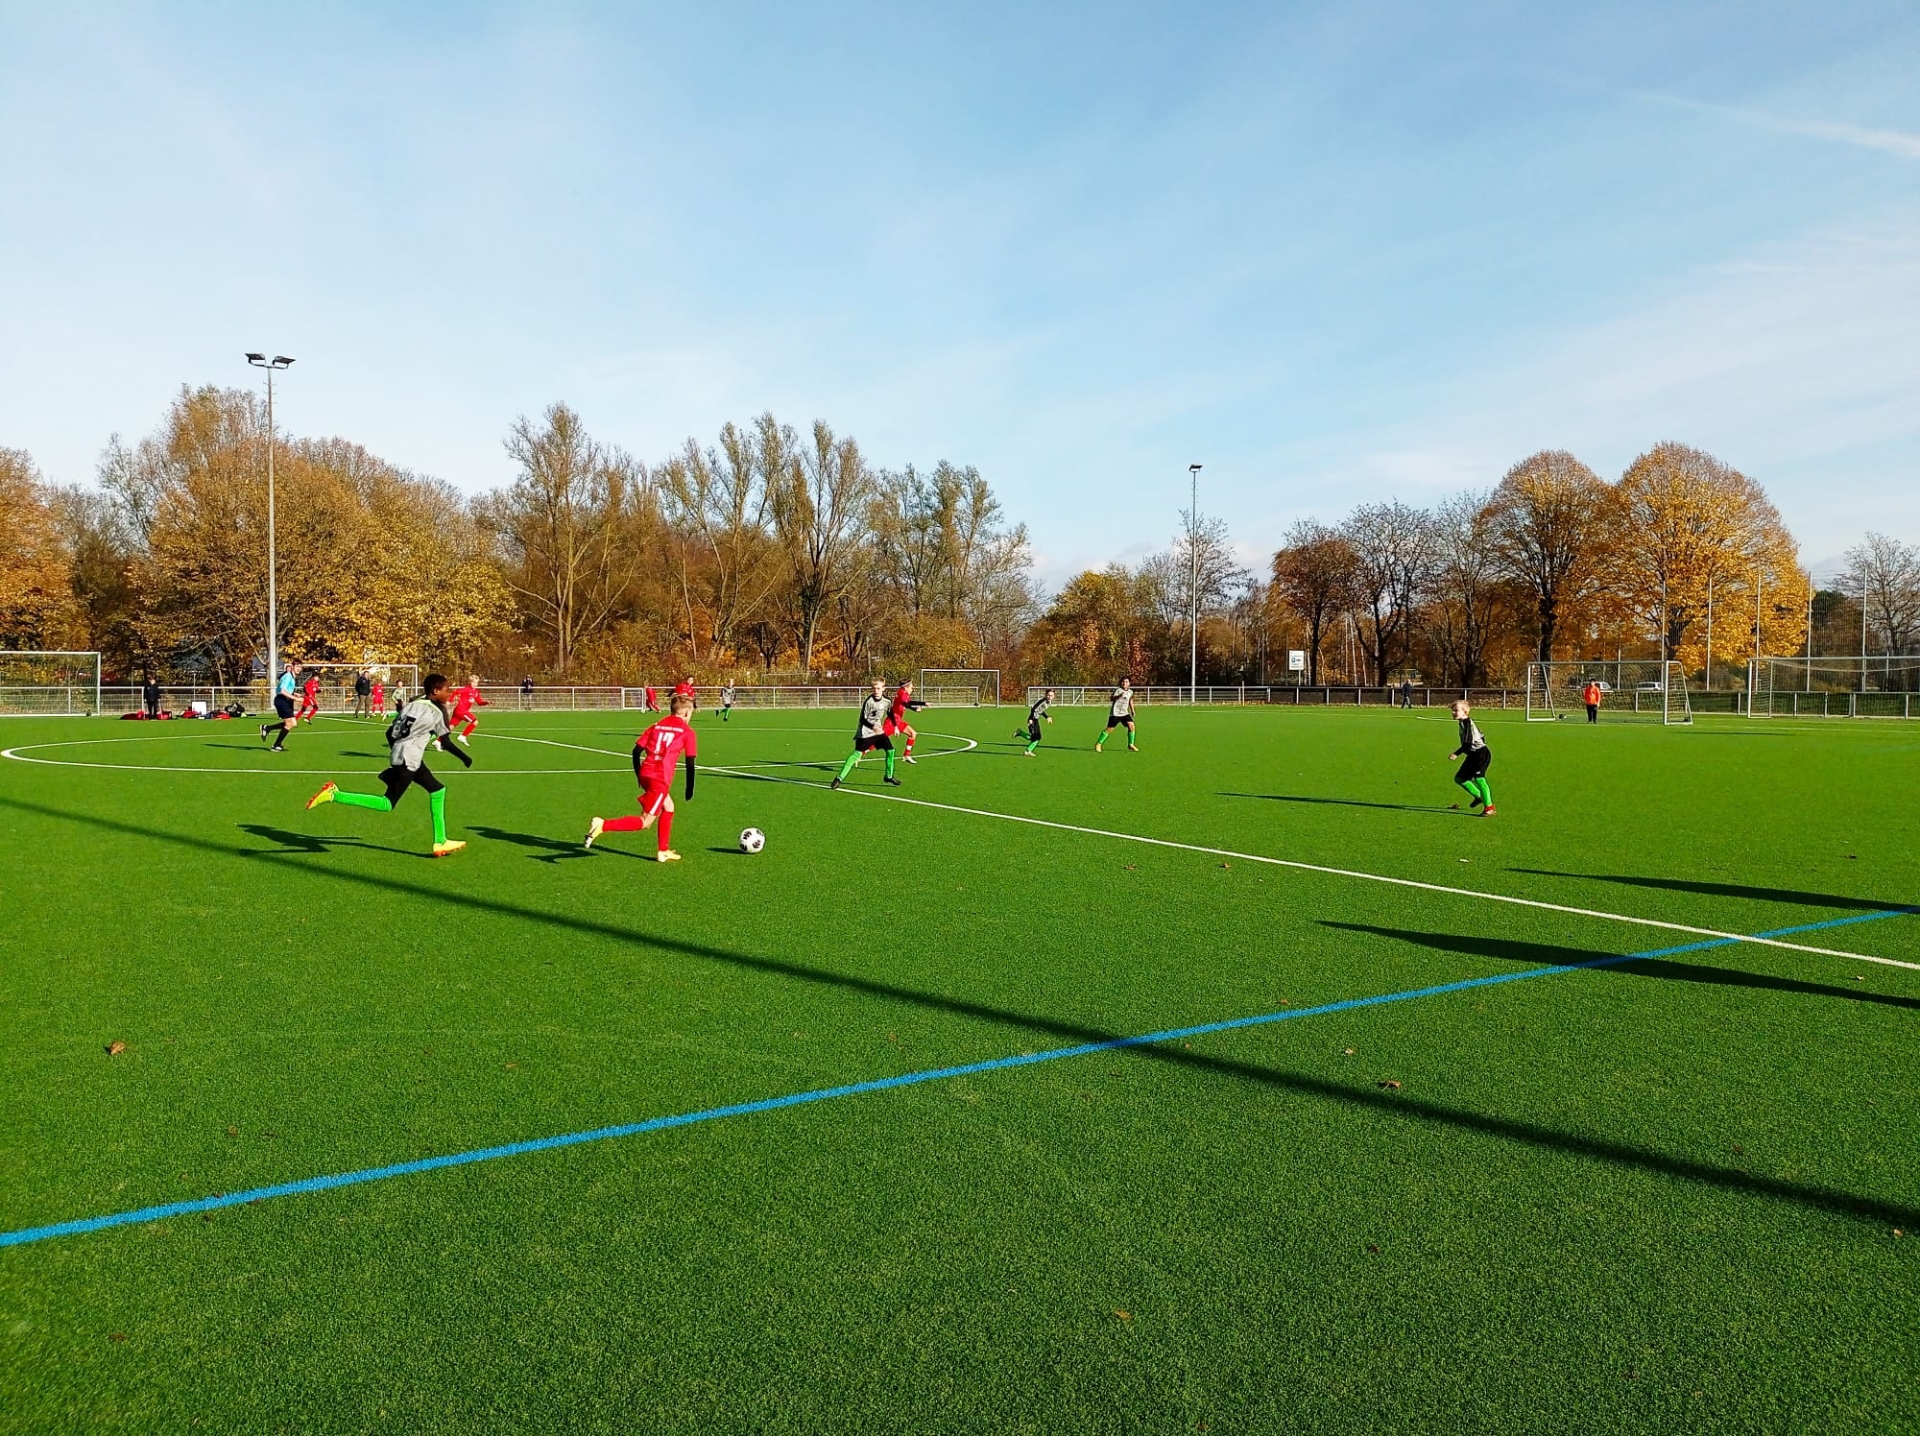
[3,908,1911,1250]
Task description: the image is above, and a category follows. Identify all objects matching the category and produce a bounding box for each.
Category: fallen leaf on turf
[1343,1048,1355,1056]
[1378,1080,1401,1090]
[1220,862,1230,869]
[110,1333,126,1342]
[1895,1229,1905,1238]
[1732,1146,1744,1155]
[505,1062,519,1070]
[1365,1244,1379,1254]
[105,1041,126,1056]
[225,1126,238,1138]
[1113,1310,1131,1321]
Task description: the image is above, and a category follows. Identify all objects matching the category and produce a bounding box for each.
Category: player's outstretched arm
[450,740,474,768]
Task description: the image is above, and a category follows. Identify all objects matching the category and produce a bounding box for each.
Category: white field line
[713,766,1920,974]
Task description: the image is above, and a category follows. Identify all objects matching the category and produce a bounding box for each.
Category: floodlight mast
[246,354,294,699]
[1188,464,1202,703]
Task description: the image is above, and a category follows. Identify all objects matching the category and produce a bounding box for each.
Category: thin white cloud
[1631,88,1920,162]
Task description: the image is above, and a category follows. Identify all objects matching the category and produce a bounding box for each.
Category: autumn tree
[1484,450,1610,661]
[657,421,780,663]
[1342,501,1434,683]
[1270,520,1359,685]
[770,418,877,676]
[485,403,653,676]
[0,448,74,648]
[1839,533,1920,662]
[1020,565,1158,682]
[1419,490,1513,686]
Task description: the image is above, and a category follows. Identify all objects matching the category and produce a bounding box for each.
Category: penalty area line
[2,907,1907,1250]
[713,768,1920,973]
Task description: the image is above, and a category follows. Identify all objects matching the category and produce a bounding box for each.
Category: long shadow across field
[1512,870,1919,914]
[1323,922,1920,1013]
[4,791,1917,1232]
[1222,791,1456,815]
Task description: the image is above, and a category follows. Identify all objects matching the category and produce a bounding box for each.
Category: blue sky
[2,2,1916,584]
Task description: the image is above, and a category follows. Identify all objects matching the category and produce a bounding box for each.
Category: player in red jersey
[884,680,928,762]
[450,675,489,744]
[643,685,659,712]
[583,693,697,862]
[370,678,386,716]
[296,670,321,721]
[672,676,697,709]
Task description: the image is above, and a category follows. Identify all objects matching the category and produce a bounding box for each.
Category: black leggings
[1454,748,1492,785]
[379,763,444,804]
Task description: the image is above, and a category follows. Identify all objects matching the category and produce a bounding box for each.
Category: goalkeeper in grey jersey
[1095,678,1138,752]
[304,672,474,855]
[831,679,903,789]
[1017,689,1055,755]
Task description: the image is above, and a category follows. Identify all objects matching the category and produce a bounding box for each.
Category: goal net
[918,669,1000,705]
[1525,660,1691,724]
[1752,655,1920,717]
[0,651,102,716]
[282,661,420,711]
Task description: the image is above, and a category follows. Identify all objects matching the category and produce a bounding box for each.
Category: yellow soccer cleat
[583,817,604,848]
[431,840,467,857]
[656,849,682,863]
[306,782,337,810]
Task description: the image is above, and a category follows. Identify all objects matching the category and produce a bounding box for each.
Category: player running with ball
[1447,699,1496,817]
[583,693,698,862]
[304,673,474,856]
[831,679,902,789]
[1094,678,1138,752]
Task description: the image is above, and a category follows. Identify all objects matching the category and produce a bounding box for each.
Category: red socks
[656,809,674,850]
[600,815,646,833]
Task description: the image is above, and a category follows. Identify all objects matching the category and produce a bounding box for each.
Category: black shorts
[379,763,444,804]
[1106,714,1135,730]
[1454,748,1492,784]
[273,694,295,719]
[1027,719,1043,742]
[855,733,893,753]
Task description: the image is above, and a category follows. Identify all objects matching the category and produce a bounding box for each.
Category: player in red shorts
[583,693,697,862]
[643,684,659,712]
[885,680,928,763]
[450,675,489,744]
[672,676,697,709]
[370,678,386,716]
[296,669,321,721]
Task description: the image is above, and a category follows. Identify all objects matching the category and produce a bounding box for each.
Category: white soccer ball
[739,827,766,854]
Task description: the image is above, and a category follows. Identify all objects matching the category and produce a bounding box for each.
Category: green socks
[333,791,392,813]
[1473,779,1493,806]
[431,789,448,845]
[836,751,861,782]
[1025,740,1040,754]
[883,749,897,779]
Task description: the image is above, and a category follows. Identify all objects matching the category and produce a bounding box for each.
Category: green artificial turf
[1,702,1916,1433]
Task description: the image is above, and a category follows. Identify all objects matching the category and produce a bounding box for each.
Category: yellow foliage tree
[1606,442,1808,675]
[0,448,77,648]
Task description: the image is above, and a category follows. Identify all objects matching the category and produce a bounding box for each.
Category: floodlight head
[245,352,265,363]
[1189,463,1203,474]
[272,356,294,367]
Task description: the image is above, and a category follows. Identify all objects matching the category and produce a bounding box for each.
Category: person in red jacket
[583,693,697,862]
[450,675,489,743]
[884,680,927,763]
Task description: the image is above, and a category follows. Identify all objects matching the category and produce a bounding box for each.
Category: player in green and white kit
[719,683,736,722]
[1095,678,1138,752]
[1016,689,1055,755]
[304,672,474,855]
[831,679,902,789]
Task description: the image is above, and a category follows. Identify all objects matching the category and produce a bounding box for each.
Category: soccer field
[2,703,1917,1432]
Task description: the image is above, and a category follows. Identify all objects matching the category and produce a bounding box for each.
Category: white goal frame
[0,650,102,716]
[1525,660,1691,724]
[918,669,1000,705]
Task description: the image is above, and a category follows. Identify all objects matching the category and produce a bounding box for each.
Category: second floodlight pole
[1188,463,1202,703]
[246,353,294,699]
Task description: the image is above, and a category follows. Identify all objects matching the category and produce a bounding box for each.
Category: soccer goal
[1525,660,1691,724]
[1750,656,1920,719]
[0,651,102,716]
[918,669,1000,705]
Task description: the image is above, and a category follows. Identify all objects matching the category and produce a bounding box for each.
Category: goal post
[1525,660,1691,725]
[0,651,102,716]
[918,669,1000,705]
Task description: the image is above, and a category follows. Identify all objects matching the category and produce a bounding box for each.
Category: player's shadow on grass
[1511,870,1919,916]
[1221,791,1457,815]
[237,824,423,860]
[1324,921,1920,1014]
[465,825,603,864]
[7,789,1918,1234]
